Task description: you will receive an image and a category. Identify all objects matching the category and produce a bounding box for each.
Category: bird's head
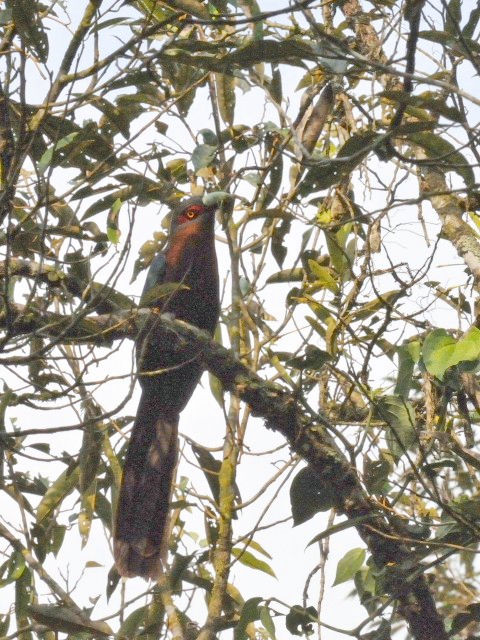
[170,196,218,233]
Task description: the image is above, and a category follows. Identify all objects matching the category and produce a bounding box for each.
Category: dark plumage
[114,197,220,579]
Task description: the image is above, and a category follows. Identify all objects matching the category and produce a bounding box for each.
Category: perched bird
[114,196,220,579]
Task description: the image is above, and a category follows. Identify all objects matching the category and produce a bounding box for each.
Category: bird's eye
[183,205,203,221]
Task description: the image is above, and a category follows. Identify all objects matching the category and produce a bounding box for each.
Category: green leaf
[209,372,224,407]
[95,491,113,532]
[106,566,120,602]
[136,0,170,20]
[0,9,12,26]
[225,38,315,68]
[79,422,102,494]
[422,458,458,474]
[92,96,131,139]
[8,0,48,62]
[232,548,276,578]
[409,131,475,187]
[14,565,31,630]
[324,225,350,275]
[346,290,402,323]
[38,133,79,173]
[285,605,317,636]
[271,219,289,268]
[286,345,331,371]
[27,604,112,637]
[290,466,336,525]
[202,190,231,206]
[191,443,221,503]
[239,0,263,39]
[107,198,123,244]
[166,158,188,182]
[198,128,218,145]
[191,144,217,170]
[266,267,304,284]
[117,605,147,639]
[0,551,26,588]
[381,90,463,123]
[90,16,128,32]
[307,261,338,292]
[449,327,480,368]
[85,560,102,568]
[333,547,366,586]
[140,282,189,307]
[451,496,480,519]
[260,606,276,640]
[270,63,282,103]
[169,553,194,592]
[422,329,456,380]
[247,539,272,559]
[50,524,66,556]
[81,179,171,219]
[422,328,480,380]
[82,190,126,219]
[88,282,135,312]
[394,342,420,398]
[376,395,416,459]
[79,482,96,547]
[215,73,235,125]
[258,154,283,210]
[364,456,391,495]
[234,597,262,640]
[307,515,373,547]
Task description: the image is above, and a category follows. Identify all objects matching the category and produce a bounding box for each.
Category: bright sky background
[2,1,478,638]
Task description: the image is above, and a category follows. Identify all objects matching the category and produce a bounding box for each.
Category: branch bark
[417,151,480,287]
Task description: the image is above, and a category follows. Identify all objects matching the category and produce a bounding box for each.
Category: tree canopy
[1,1,480,639]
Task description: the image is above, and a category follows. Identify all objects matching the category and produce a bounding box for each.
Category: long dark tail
[114,391,178,579]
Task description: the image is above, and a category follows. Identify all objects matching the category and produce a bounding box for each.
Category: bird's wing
[139,252,166,306]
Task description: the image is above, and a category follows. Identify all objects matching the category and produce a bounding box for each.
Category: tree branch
[0,303,447,639]
[0,258,133,314]
[417,150,480,289]
[0,521,112,637]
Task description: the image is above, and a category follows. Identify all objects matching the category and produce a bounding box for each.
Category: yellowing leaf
[215,73,235,125]
[232,548,276,578]
[307,260,338,292]
[36,467,80,523]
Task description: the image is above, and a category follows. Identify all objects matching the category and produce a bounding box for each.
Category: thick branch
[417,151,480,288]
[0,303,447,638]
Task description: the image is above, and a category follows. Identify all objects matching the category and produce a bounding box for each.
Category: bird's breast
[164,235,219,334]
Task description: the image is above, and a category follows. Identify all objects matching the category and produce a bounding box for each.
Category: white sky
[1,1,479,639]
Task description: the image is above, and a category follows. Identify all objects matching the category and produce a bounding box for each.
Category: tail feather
[114,391,178,579]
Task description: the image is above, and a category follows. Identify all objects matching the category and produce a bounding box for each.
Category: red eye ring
[183,205,203,221]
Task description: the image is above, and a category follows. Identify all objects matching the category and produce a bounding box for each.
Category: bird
[114,196,220,579]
